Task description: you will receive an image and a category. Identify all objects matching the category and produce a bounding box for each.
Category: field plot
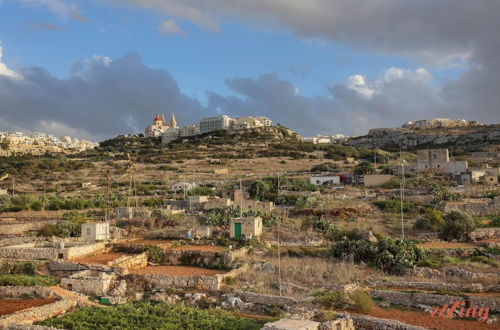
[364,306,498,330]
[0,298,55,316]
[168,245,224,252]
[72,252,133,265]
[130,265,225,276]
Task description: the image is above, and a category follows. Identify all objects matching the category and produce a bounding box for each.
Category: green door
[234,223,242,238]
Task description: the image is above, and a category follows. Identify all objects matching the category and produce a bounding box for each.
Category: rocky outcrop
[348,125,500,150]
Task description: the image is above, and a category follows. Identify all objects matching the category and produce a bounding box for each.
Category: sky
[0,0,498,141]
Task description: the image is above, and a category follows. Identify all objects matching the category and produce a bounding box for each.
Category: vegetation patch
[0,274,59,287]
[38,301,267,330]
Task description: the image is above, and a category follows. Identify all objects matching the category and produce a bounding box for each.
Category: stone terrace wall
[441,198,499,216]
[337,313,426,330]
[370,281,484,293]
[470,227,500,240]
[65,243,108,260]
[237,291,311,309]
[0,286,56,299]
[0,299,76,327]
[131,273,223,291]
[0,242,107,260]
[371,289,500,312]
[107,252,147,270]
[0,220,58,235]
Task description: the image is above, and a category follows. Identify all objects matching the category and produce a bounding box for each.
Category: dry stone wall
[441,198,499,216]
[370,281,484,293]
[131,273,223,291]
[337,312,426,330]
[0,286,56,299]
[0,299,76,327]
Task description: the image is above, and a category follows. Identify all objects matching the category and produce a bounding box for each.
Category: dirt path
[363,306,497,330]
[130,265,226,276]
[0,299,55,316]
[50,286,101,307]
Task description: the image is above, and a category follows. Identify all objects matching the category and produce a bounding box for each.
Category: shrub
[313,290,349,309]
[332,237,426,275]
[353,162,376,175]
[439,211,478,241]
[143,245,164,263]
[373,200,417,213]
[414,209,444,231]
[37,224,62,237]
[0,261,36,275]
[349,290,374,313]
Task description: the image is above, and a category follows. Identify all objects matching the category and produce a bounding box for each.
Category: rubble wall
[337,313,426,330]
[0,299,76,327]
[107,252,147,270]
[0,286,56,299]
[441,198,498,216]
[131,273,223,291]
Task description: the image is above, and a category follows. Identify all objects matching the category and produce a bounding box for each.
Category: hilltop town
[0,115,498,329]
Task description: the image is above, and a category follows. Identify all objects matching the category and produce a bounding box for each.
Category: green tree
[354,161,376,175]
[439,210,477,241]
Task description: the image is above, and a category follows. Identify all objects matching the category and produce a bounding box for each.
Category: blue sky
[0,1,497,140]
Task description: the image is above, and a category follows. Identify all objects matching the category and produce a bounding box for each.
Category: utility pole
[400,160,405,240]
[11,176,15,197]
[105,169,111,222]
[239,176,243,218]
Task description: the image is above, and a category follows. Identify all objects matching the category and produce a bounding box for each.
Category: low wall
[61,271,117,296]
[371,289,499,312]
[370,281,484,293]
[441,198,499,216]
[237,291,307,309]
[0,220,58,235]
[0,242,107,260]
[337,312,426,330]
[131,273,223,291]
[0,286,56,299]
[0,299,76,327]
[470,227,500,240]
[107,252,148,270]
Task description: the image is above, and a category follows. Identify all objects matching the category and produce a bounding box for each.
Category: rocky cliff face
[348,124,500,151]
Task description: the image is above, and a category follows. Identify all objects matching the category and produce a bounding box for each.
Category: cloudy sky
[0,0,498,140]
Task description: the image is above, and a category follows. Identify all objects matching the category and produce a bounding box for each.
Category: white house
[309,175,340,186]
[81,222,110,242]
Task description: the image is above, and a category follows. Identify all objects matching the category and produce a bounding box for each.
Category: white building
[179,124,200,137]
[161,127,180,144]
[199,115,233,134]
[309,175,340,186]
[172,182,197,192]
[232,116,272,130]
[145,113,177,138]
[81,222,110,242]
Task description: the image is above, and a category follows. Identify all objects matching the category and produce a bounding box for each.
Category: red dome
[153,114,162,122]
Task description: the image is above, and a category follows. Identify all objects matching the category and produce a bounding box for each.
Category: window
[86,228,91,235]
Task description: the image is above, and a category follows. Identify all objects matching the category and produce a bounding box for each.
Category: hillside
[348,124,500,152]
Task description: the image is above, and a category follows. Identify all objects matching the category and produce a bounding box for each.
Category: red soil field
[363,306,497,330]
[0,299,55,316]
[73,252,132,265]
[130,266,225,276]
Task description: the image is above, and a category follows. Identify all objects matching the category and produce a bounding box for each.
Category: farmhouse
[229,217,263,239]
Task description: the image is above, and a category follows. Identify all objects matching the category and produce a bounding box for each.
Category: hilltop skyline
[0,0,499,140]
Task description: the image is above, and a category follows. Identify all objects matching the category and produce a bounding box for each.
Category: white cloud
[0,42,20,78]
[346,75,374,98]
[157,19,186,36]
[35,120,95,140]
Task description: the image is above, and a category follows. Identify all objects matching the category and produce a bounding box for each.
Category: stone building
[230,217,263,239]
[199,115,233,134]
[81,222,110,242]
[145,113,177,138]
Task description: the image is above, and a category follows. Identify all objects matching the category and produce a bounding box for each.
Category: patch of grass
[313,290,349,309]
[0,274,59,287]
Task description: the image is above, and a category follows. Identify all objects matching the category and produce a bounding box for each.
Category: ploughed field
[72,252,133,265]
[130,265,225,276]
[0,298,55,316]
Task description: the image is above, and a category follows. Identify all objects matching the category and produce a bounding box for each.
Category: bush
[373,200,417,213]
[313,290,349,309]
[143,245,164,263]
[414,209,444,231]
[353,162,376,175]
[0,261,37,275]
[349,290,374,313]
[37,224,62,237]
[332,237,426,275]
[439,211,478,241]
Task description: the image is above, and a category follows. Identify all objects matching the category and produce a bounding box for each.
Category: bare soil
[130,266,226,276]
[0,298,55,316]
[363,306,497,330]
[73,252,132,265]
